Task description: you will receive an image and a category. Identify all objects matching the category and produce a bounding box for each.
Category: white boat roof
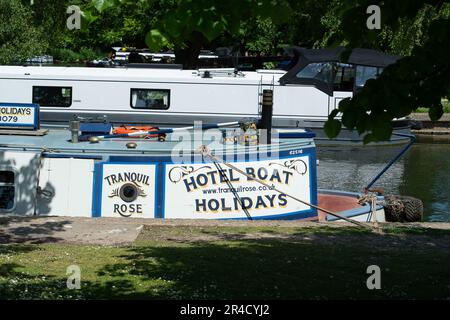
[0,65,286,84]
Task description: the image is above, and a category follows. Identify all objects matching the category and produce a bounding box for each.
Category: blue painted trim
[278,132,316,139]
[95,161,158,218]
[219,208,317,221]
[91,163,103,217]
[0,103,40,129]
[309,147,318,209]
[157,164,166,219]
[108,146,315,165]
[158,164,166,219]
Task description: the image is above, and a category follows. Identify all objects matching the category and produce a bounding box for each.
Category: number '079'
[1,116,18,123]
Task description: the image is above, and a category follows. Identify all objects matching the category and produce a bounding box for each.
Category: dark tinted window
[355,66,379,88]
[0,171,14,183]
[333,63,355,92]
[296,62,334,84]
[130,89,170,110]
[0,186,15,210]
[33,86,72,107]
[0,171,15,210]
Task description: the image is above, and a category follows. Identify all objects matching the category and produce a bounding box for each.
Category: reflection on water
[317,142,450,222]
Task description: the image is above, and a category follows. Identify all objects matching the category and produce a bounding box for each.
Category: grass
[0,225,449,299]
[415,99,450,113]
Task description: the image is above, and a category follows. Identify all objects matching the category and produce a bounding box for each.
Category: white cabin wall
[0,79,34,103]
[168,83,260,115]
[0,78,261,118]
[274,85,331,119]
[37,158,94,217]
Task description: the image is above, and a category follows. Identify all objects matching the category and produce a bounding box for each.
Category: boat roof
[289,47,400,67]
[279,46,401,89]
[0,128,315,159]
[0,65,285,84]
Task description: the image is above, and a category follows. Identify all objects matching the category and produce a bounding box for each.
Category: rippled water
[316,138,450,222]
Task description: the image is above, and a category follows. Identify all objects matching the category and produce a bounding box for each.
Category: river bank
[411,112,450,135]
[0,217,449,299]
[1,216,450,245]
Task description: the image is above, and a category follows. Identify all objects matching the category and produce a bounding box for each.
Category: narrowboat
[0,47,410,145]
[0,102,385,222]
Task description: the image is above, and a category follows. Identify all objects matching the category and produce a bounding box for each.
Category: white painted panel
[37,158,94,217]
[100,164,156,218]
[274,85,330,118]
[164,154,312,219]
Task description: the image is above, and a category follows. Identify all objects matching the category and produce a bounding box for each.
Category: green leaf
[145,29,169,52]
[371,113,393,141]
[324,119,342,138]
[80,10,98,24]
[337,98,352,112]
[328,109,340,119]
[341,109,358,130]
[428,104,444,121]
[363,133,376,145]
[92,0,115,13]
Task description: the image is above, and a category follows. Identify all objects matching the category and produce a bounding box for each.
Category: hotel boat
[0,47,410,145]
[0,103,385,222]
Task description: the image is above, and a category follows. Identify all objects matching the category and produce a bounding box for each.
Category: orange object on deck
[113,125,160,138]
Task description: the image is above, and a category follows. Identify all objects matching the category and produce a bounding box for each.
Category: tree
[323,0,450,142]
[87,0,293,68]
[0,0,47,64]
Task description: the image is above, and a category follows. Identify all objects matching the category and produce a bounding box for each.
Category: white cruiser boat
[0,47,410,144]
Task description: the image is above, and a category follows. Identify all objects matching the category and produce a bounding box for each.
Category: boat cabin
[0,47,405,144]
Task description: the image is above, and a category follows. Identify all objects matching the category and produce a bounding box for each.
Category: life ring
[113,125,161,138]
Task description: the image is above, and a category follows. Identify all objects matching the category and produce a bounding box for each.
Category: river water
[316,136,450,222]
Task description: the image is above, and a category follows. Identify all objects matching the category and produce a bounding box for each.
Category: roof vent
[198,68,244,78]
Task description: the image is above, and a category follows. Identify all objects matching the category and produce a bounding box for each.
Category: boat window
[130,89,170,110]
[33,86,72,108]
[296,62,334,84]
[0,170,15,210]
[333,63,355,92]
[355,66,379,88]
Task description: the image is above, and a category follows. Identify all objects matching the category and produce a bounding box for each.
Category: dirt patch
[0,216,144,245]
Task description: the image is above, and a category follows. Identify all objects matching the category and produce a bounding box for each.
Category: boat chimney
[70,119,80,143]
[260,89,273,144]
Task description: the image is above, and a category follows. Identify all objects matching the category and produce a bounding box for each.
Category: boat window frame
[0,167,17,212]
[130,88,171,110]
[32,86,73,108]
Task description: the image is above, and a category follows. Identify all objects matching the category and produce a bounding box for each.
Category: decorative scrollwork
[168,165,212,183]
[269,159,308,175]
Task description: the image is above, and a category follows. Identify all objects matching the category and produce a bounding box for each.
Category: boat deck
[317,190,383,222]
[0,128,315,157]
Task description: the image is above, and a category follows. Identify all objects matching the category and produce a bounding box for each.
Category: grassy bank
[1,225,449,299]
[415,100,450,113]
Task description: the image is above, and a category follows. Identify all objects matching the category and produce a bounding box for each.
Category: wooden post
[260,89,273,144]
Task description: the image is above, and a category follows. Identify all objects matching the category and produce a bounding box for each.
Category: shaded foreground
[0,223,449,299]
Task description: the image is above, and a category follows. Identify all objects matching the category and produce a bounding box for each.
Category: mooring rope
[197,145,374,229]
[212,161,253,220]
